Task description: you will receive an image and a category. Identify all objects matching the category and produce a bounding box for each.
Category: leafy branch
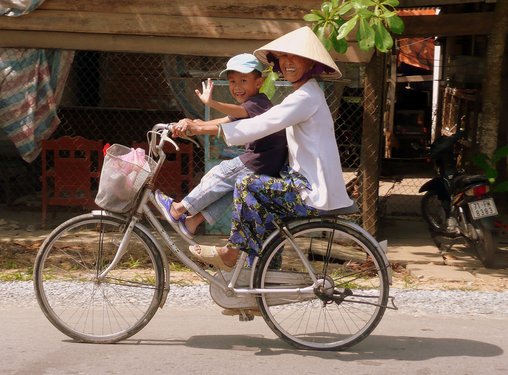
[259,66,280,100]
[304,0,405,53]
[473,145,508,192]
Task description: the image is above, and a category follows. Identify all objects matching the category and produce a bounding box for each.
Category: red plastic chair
[132,141,194,201]
[41,136,103,227]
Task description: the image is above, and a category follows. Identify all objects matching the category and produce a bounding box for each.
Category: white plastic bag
[95,144,154,213]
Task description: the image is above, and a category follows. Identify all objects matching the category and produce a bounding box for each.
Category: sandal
[188,245,233,272]
[178,215,195,240]
[154,190,179,224]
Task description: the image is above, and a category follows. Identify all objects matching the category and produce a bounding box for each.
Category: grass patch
[0,270,33,281]
[169,262,191,272]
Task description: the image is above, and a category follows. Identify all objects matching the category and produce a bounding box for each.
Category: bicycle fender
[419,177,442,193]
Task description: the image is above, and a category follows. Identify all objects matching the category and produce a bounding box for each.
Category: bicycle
[33,123,396,351]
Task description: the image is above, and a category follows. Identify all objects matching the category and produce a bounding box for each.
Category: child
[155,53,287,239]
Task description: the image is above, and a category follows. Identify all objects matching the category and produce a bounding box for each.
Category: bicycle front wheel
[33,213,165,343]
[255,220,390,351]
[421,190,447,232]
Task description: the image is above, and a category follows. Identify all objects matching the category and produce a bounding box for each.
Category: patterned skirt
[226,165,319,257]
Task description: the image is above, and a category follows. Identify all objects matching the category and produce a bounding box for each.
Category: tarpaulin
[0,49,74,162]
[0,0,45,16]
[1,0,75,162]
[397,9,437,71]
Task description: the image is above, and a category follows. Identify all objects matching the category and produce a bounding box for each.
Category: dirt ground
[1,206,507,292]
[1,231,506,293]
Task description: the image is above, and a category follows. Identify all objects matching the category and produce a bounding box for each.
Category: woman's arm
[173,116,230,137]
[221,86,319,145]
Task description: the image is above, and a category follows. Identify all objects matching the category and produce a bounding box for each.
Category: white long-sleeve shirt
[221,79,353,210]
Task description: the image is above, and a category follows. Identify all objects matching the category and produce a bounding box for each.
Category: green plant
[169,262,191,272]
[304,0,404,53]
[123,255,142,269]
[259,66,279,100]
[0,271,32,281]
[472,145,508,192]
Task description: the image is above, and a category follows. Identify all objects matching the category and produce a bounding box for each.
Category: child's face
[226,71,263,104]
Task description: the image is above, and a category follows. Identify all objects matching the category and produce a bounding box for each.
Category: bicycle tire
[470,217,495,268]
[421,190,447,232]
[33,213,165,343]
[254,220,390,351]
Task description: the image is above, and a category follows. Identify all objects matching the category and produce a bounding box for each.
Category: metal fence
[1,50,383,233]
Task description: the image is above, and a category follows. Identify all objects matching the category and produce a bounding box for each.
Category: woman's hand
[195,78,214,106]
[171,118,192,138]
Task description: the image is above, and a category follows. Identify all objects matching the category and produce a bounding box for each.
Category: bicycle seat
[453,174,489,191]
[318,202,360,217]
[279,202,359,225]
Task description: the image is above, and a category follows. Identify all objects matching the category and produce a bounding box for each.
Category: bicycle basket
[95,144,156,213]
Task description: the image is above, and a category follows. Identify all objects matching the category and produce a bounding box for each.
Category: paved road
[1,305,507,375]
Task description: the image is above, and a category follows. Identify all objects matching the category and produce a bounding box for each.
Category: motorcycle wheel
[421,190,447,232]
[470,218,495,268]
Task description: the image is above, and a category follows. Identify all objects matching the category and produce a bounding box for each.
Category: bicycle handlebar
[148,123,200,158]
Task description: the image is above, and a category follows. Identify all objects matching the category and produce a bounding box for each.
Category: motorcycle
[419,128,499,267]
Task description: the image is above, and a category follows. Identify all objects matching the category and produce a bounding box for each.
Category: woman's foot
[189,245,239,271]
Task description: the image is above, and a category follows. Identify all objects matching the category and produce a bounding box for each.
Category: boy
[155,53,287,239]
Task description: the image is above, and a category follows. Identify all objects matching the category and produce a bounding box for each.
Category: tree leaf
[259,71,279,100]
[303,13,322,22]
[338,15,358,40]
[472,153,492,170]
[321,1,332,17]
[492,145,508,163]
[386,14,405,34]
[373,22,393,52]
[485,168,498,180]
[383,0,400,7]
[355,0,376,8]
[357,17,375,50]
[333,36,349,54]
[492,181,508,193]
[337,1,354,15]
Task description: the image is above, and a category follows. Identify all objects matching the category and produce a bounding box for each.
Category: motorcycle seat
[453,174,489,190]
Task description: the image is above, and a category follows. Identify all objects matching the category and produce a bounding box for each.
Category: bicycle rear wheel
[33,213,165,343]
[254,220,390,351]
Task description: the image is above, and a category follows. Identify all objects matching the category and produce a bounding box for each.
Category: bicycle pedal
[221,308,260,321]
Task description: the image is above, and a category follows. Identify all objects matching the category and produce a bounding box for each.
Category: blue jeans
[181,156,252,225]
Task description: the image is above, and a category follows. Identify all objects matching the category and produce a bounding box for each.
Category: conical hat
[254,26,342,79]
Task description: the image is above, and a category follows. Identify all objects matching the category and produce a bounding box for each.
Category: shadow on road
[115,333,503,360]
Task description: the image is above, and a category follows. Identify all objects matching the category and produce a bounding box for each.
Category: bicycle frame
[95,123,391,310]
[34,122,395,350]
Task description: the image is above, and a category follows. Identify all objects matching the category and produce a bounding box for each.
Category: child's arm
[195,78,249,119]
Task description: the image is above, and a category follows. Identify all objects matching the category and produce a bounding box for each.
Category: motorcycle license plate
[468,198,498,220]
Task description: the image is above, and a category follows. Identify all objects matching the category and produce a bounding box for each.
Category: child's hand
[171,119,191,138]
[195,78,214,105]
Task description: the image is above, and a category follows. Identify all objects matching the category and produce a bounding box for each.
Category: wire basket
[95,144,157,213]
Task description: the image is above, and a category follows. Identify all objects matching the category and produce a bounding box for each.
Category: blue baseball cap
[220,53,264,76]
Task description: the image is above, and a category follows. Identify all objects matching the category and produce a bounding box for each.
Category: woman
[177,26,354,271]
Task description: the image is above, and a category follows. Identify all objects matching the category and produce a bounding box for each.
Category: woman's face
[275,53,315,88]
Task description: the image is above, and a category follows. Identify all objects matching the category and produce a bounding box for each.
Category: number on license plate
[468,198,498,220]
